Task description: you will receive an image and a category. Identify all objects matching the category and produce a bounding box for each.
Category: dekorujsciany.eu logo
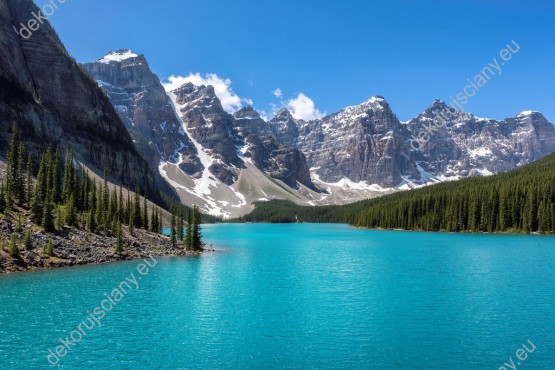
[13,0,74,40]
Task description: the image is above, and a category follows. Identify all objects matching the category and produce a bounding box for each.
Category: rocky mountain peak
[363,95,388,107]
[429,98,448,110]
[97,50,142,64]
[338,96,393,118]
[233,106,272,139]
[173,83,221,112]
[234,106,261,120]
[273,107,294,120]
[417,98,459,121]
[82,51,201,180]
[516,111,545,120]
[426,99,453,113]
[270,108,300,147]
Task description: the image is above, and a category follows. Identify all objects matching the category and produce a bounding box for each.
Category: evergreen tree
[24,228,32,251]
[133,186,141,228]
[87,209,96,232]
[30,154,47,223]
[103,167,110,228]
[124,188,131,223]
[26,153,33,206]
[81,166,89,212]
[142,196,148,230]
[55,206,64,230]
[8,234,19,257]
[118,186,124,222]
[41,146,55,232]
[52,146,62,204]
[170,207,177,247]
[65,194,77,227]
[16,142,26,204]
[62,148,75,203]
[114,221,124,253]
[45,238,54,256]
[109,187,117,231]
[177,208,184,241]
[185,208,193,251]
[6,124,19,208]
[95,182,103,231]
[192,206,203,251]
[15,214,22,233]
[0,180,6,214]
[42,198,55,232]
[150,205,157,232]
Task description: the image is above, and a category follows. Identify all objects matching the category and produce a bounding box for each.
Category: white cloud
[286,93,325,120]
[258,110,270,121]
[163,73,249,113]
[272,88,282,98]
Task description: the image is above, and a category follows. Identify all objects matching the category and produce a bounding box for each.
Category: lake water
[1,224,554,369]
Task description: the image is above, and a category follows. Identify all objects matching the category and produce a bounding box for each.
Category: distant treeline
[237,151,555,234]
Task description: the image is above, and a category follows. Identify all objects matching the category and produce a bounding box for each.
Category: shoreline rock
[0,219,211,274]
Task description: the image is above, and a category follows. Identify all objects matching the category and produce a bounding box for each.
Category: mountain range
[81,50,555,218]
[1,0,553,220]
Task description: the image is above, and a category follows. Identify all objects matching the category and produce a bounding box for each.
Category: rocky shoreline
[0,218,210,274]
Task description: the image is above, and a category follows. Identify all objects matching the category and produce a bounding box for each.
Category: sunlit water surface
[1,224,554,369]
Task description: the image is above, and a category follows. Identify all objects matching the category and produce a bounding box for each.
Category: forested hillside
[239,151,555,234]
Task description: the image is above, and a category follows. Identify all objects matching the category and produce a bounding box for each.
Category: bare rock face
[173,83,243,168]
[278,97,420,187]
[233,106,273,137]
[270,108,300,147]
[171,82,243,184]
[240,134,316,190]
[264,97,555,188]
[234,108,317,190]
[0,0,161,200]
[405,100,555,179]
[81,51,202,176]
[268,145,315,190]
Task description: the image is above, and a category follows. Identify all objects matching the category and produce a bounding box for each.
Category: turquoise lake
[1,224,554,369]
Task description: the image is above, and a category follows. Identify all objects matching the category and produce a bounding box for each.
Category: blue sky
[36,0,554,121]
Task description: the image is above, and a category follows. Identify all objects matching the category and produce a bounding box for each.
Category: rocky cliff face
[0,0,162,200]
[292,97,420,187]
[168,82,317,189]
[404,100,555,180]
[81,51,201,173]
[171,82,243,185]
[270,108,300,147]
[265,97,555,190]
[234,107,315,190]
[233,106,273,137]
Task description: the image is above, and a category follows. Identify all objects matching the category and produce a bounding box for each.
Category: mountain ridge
[82,49,555,218]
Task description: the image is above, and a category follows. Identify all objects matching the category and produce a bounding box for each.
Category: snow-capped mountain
[83,52,322,217]
[295,96,420,188]
[81,51,201,173]
[234,107,316,190]
[268,97,555,191]
[404,100,555,180]
[83,50,555,218]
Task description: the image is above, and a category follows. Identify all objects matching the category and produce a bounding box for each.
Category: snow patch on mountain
[98,50,139,64]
